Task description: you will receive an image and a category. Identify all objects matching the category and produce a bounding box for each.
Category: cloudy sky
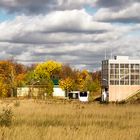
[0,0,140,71]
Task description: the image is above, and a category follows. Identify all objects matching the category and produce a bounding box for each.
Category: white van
[79,91,89,102]
[68,91,89,102]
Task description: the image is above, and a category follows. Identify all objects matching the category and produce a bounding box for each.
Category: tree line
[0,59,101,97]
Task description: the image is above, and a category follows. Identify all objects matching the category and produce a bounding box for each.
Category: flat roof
[102,56,140,64]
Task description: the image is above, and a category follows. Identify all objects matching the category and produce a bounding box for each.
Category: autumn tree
[34,60,62,96]
[16,73,27,87]
[11,62,28,87]
[59,77,74,97]
[60,64,74,79]
[76,70,92,91]
[0,60,16,97]
[0,78,9,97]
[35,60,62,78]
[92,71,101,92]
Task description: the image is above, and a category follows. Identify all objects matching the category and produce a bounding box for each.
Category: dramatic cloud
[0,0,93,14]
[0,10,114,44]
[0,0,140,71]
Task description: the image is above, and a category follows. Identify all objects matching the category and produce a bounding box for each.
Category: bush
[0,107,13,127]
[14,100,20,107]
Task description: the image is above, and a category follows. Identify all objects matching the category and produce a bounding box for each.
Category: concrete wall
[17,87,48,97]
[109,85,140,101]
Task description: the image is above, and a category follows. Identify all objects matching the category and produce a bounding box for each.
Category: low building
[101,56,140,102]
[17,85,48,97]
[17,79,65,98]
[53,85,65,98]
[17,87,29,97]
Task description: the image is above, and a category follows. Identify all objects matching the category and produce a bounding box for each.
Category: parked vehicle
[68,91,89,102]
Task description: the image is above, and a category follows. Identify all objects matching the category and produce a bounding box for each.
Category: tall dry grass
[0,99,139,140]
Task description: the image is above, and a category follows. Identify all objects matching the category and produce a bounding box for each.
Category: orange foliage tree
[0,60,16,97]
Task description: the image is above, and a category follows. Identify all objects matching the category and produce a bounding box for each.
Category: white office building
[101,56,140,101]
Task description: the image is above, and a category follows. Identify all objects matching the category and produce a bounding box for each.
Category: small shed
[53,85,65,97]
[52,79,65,97]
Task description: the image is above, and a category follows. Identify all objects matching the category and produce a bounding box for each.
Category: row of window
[110,75,140,79]
[110,69,139,74]
[102,63,140,85]
[110,64,140,69]
[110,80,140,85]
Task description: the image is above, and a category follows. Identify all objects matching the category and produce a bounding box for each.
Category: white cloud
[0,9,114,44]
[0,0,140,70]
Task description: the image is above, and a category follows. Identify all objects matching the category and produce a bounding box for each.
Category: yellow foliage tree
[34,60,62,96]
[35,60,62,78]
[77,70,92,91]
[59,77,74,97]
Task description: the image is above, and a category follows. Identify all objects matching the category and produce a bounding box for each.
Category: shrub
[0,107,13,127]
[14,100,20,107]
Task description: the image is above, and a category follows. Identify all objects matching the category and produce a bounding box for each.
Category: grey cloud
[0,0,56,14]
[5,46,28,55]
[100,17,140,24]
[95,0,139,10]
[0,0,92,14]
[10,33,106,45]
[41,29,106,35]
[1,37,140,71]
[27,44,111,71]
[94,2,140,23]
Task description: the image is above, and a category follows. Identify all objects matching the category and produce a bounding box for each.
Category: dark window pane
[80,92,87,97]
[120,64,124,68]
[115,64,119,68]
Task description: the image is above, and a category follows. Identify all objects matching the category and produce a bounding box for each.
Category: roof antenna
[105,48,107,60]
[110,47,113,59]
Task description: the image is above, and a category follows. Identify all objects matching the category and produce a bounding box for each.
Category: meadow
[0,99,139,140]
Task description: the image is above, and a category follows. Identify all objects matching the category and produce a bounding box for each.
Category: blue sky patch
[0,10,15,22]
[85,5,98,15]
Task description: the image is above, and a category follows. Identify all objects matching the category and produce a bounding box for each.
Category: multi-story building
[101,56,140,101]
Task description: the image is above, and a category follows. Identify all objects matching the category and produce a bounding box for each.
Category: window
[80,92,87,97]
[110,63,120,85]
[130,64,140,85]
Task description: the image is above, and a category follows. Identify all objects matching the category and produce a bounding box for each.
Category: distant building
[17,85,49,97]
[52,79,65,98]
[53,85,65,98]
[101,56,140,101]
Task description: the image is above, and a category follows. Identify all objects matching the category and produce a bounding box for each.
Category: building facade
[102,56,140,101]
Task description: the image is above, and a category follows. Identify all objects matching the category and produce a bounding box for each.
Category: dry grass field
[0,99,139,140]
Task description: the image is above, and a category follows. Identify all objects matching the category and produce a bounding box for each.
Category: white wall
[17,87,29,97]
[53,87,65,97]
